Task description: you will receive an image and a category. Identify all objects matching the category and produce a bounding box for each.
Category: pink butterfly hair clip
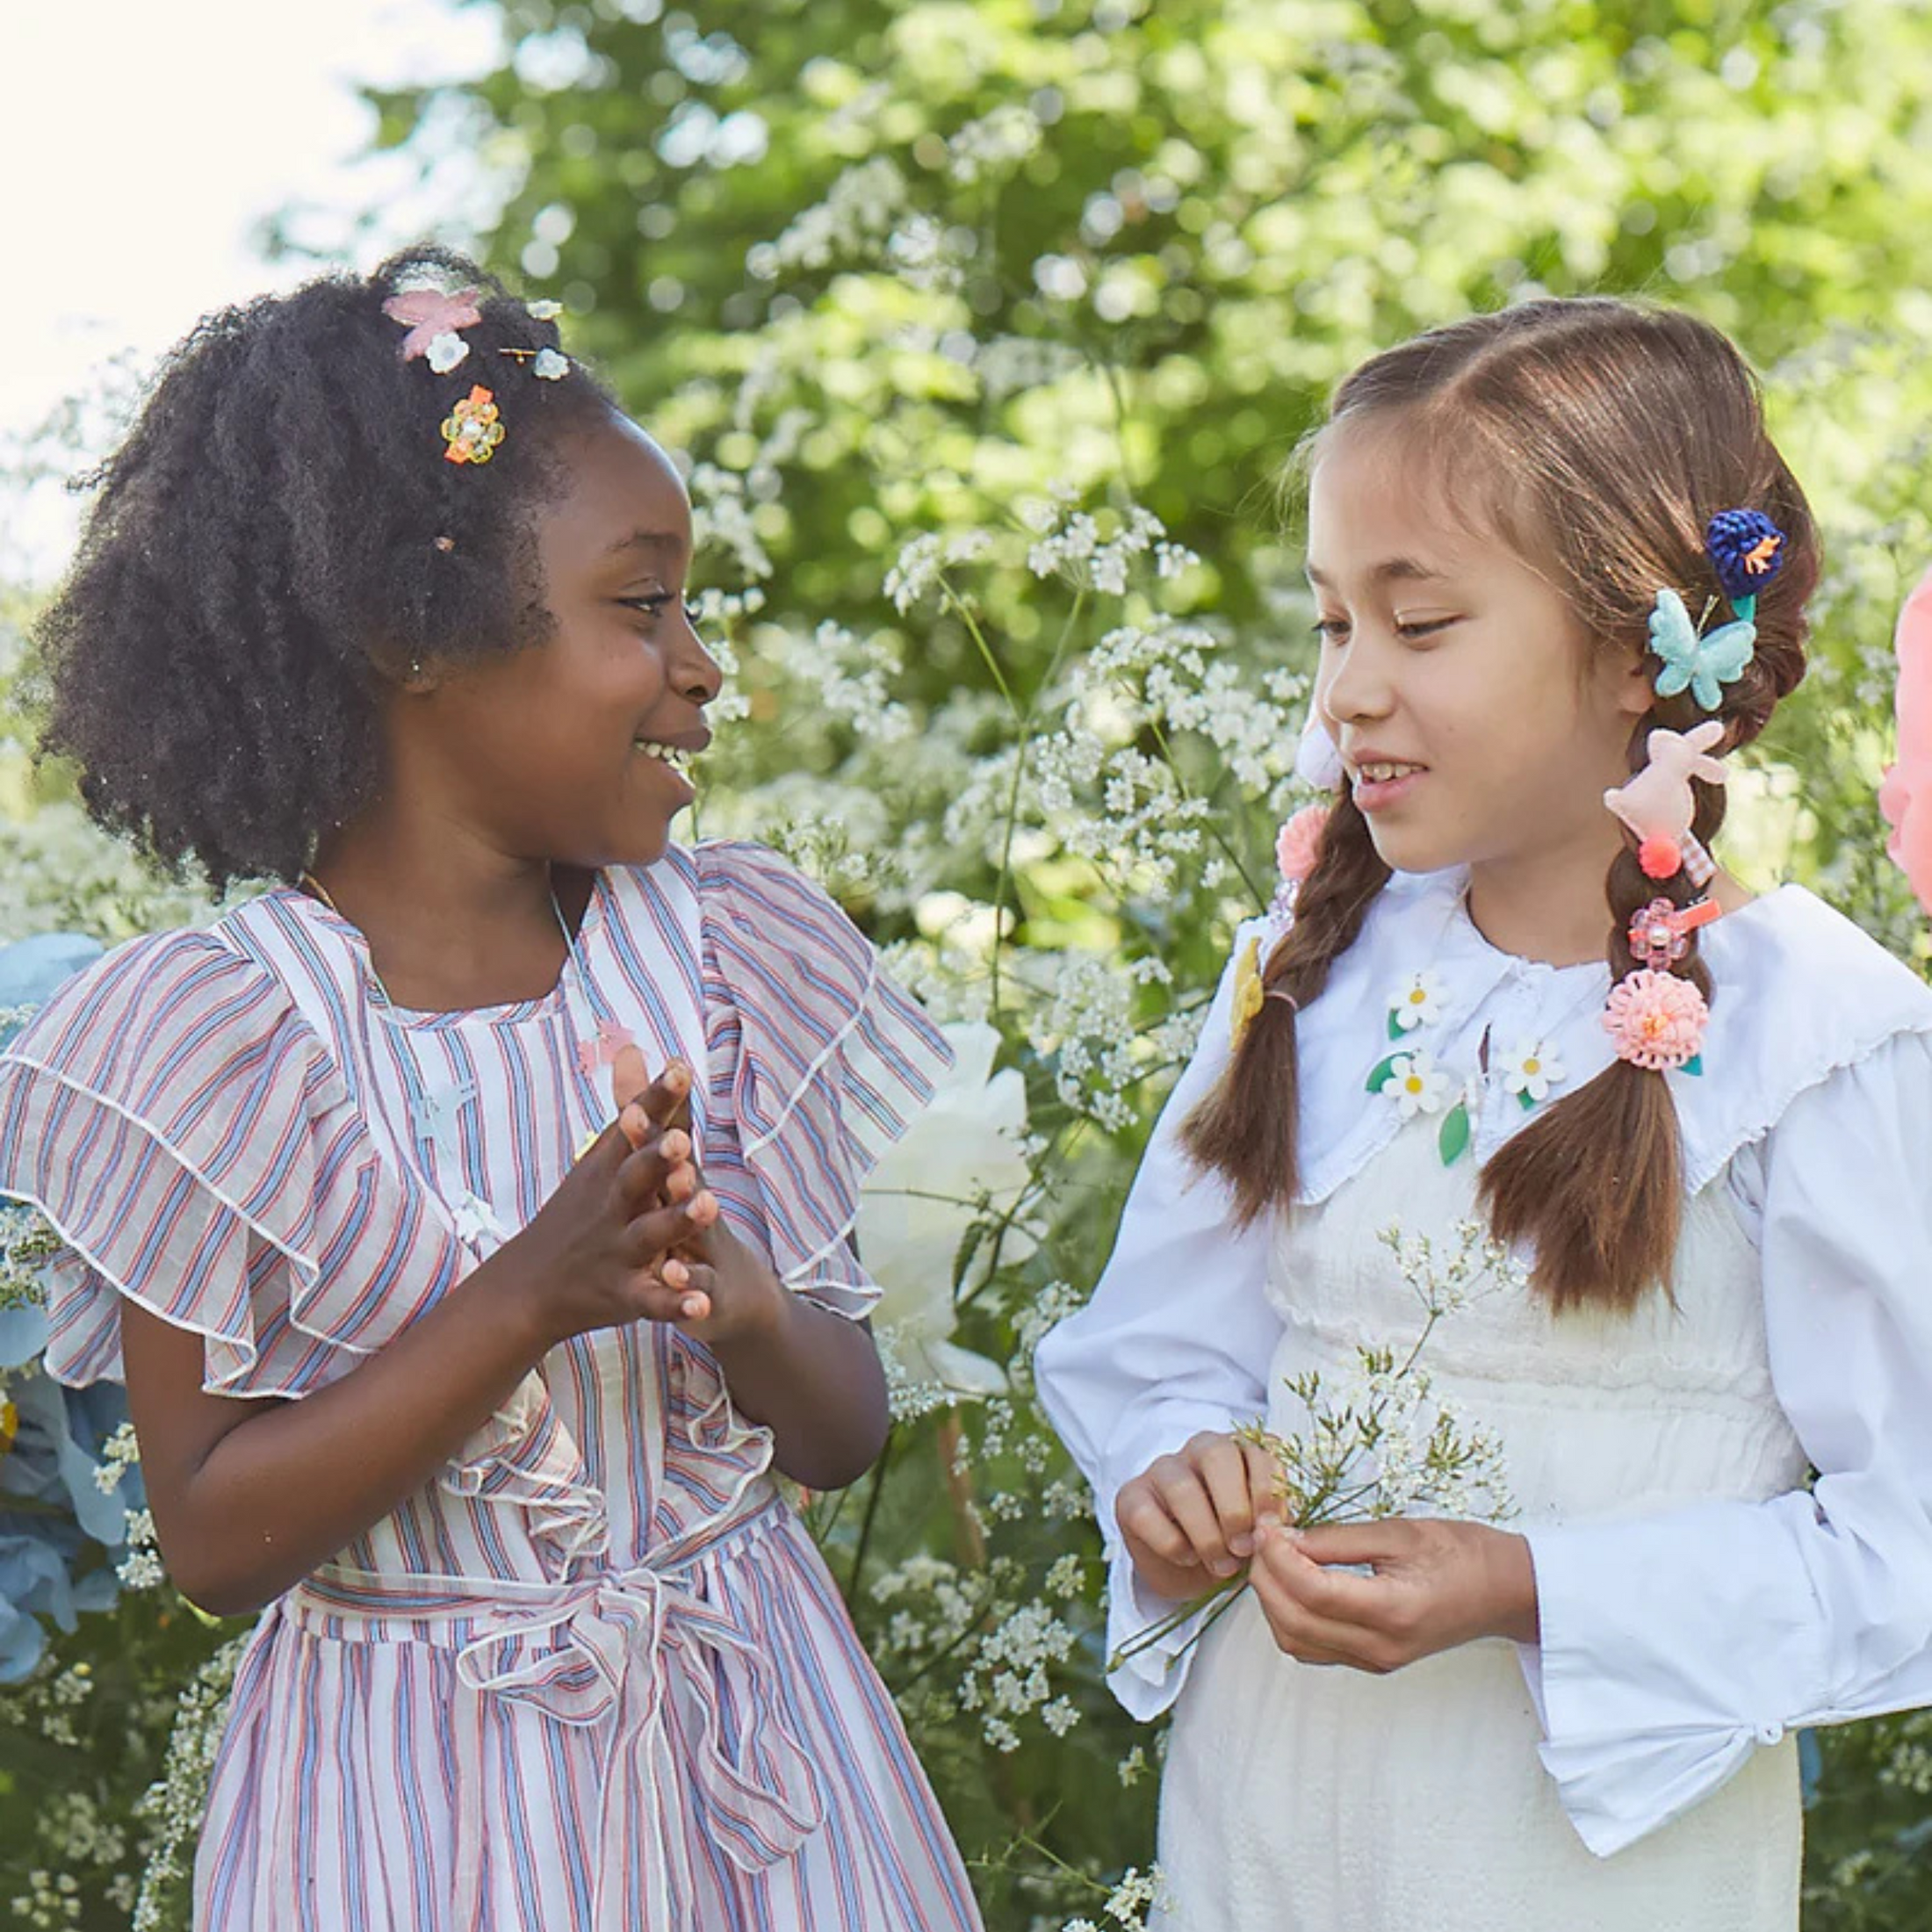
[382,286,485,364]
[1880,565,1932,917]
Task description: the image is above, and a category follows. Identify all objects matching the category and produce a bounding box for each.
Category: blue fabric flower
[0,931,128,1680]
[1705,508,1788,605]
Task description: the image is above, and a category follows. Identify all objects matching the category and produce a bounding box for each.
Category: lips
[1345,750,1428,815]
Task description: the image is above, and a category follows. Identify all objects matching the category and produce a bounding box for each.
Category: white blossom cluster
[1059,1862,1169,1930]
[130,1637,247,1932]
[0,1203,57,1312]
[755,157,909,274]
[946,105,1042,184]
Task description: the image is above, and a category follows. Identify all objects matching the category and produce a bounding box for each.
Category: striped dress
[0,840,984,1931]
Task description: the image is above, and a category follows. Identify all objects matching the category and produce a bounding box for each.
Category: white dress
[1034,867,1932,1929]
[1157,1123,1805,1930]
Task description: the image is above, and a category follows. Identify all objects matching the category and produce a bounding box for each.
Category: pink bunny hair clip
[1604,720,1727,885]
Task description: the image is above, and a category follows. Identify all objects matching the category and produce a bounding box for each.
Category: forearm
[710,1277,889,1490]
[147,1258,550,1615]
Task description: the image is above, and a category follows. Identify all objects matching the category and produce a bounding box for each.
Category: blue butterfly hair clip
[1647,588,1755,712]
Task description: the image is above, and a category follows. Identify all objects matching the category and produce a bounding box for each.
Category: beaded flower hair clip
[380,288,572,467]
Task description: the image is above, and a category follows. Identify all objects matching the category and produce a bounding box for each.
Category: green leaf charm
[1682,1054,1705,1077]
[1366,1054,1400,1094]
[1518,1087,1538,1113]
[1438,1100,1472,1165]
[1388,1008,1408,1042]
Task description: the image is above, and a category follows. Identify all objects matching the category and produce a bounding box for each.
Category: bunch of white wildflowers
[1113,1219,1522,1672]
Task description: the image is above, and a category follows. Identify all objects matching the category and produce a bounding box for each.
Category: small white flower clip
[1370,1049,1451,1121]
[1386,969,1447,1036]
[425,331,471,374]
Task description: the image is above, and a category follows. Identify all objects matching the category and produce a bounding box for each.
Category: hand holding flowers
[1112,1220,1525,1676]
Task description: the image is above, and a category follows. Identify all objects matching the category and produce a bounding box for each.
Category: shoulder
[1685,885,1932,1190]
[689,838,881,998]
[4,921,292,1078]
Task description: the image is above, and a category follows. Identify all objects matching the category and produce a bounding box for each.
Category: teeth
[635,740,694,775]
[1358,761,1422,783]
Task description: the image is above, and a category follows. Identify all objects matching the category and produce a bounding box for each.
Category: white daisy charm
[426,330,472,374]
[1382,1049,1450,1120]
[1388,969,1448,1035]
[1499,1037,1566,1108]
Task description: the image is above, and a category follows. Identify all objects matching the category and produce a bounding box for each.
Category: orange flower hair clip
[441,386,506,465]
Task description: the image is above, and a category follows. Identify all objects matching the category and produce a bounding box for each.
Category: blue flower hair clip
[1705,508,1787,622]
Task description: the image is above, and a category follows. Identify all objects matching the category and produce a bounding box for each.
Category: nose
[675,606,725,708]
[1318,630,1395,735]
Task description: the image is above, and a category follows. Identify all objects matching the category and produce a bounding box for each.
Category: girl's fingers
[612,1060,694,1150]
[625,1260,717,1326]
[1114,1478,1203,1574]
[1193,1436,1262,1557]
[624,1193,719,1266]
[1250,1527,1405,1666]
[1153,1465,1240,1578]
[616,1129,694,1211]
[609,1044,652,1116]
[1239,1438,1289,1529]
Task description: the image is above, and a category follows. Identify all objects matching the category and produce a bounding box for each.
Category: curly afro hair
[33,246,622,892]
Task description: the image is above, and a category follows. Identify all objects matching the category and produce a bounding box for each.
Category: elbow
[159,1530,286,1621]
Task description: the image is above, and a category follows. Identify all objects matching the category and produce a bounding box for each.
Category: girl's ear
[1608,645,1656,720]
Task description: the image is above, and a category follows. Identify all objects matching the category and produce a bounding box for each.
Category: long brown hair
[1182,299,1816,1312]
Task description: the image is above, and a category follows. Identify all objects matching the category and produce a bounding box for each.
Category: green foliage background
[7,0,1932,1922]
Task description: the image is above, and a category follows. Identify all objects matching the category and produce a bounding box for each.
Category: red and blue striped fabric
[0,840,980,1930]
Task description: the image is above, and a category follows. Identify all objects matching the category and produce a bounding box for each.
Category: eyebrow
[1305,558,1448,588]
[602,530,684,560]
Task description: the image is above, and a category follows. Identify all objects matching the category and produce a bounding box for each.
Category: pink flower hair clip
[382,286,485,371]
[1880,565,1932,917]
[1604,968,1708,1073]
[1275,804,1330,887]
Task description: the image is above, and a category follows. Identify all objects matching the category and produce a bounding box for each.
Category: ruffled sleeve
[1033,916,1287,1719]
[693,840,954,1319]
[1521,1028,1932,1856]
[0,928,460,1398]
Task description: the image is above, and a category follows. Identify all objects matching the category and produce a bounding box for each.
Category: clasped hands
[515,1042,787,1351]
[1115,1430,1539,1674]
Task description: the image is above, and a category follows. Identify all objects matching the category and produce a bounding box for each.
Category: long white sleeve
[1521,1031,1932,1855]
[1034,926,1286,1718]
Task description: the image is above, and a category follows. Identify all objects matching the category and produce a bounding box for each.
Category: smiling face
[399,409,722,870]
[1306,419,1652,880]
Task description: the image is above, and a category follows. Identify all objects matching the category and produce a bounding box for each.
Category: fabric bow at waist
[287,1500,825,1928]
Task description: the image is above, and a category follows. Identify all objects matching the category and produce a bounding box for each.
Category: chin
[1362,820,1465,877]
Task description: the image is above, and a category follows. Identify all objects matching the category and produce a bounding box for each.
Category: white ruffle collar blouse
[1034,866,1932,1857]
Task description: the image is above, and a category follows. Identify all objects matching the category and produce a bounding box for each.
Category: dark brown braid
[1180,788,1389,1225]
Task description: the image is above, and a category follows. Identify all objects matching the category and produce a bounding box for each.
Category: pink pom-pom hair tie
[1881,565,1932,918]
